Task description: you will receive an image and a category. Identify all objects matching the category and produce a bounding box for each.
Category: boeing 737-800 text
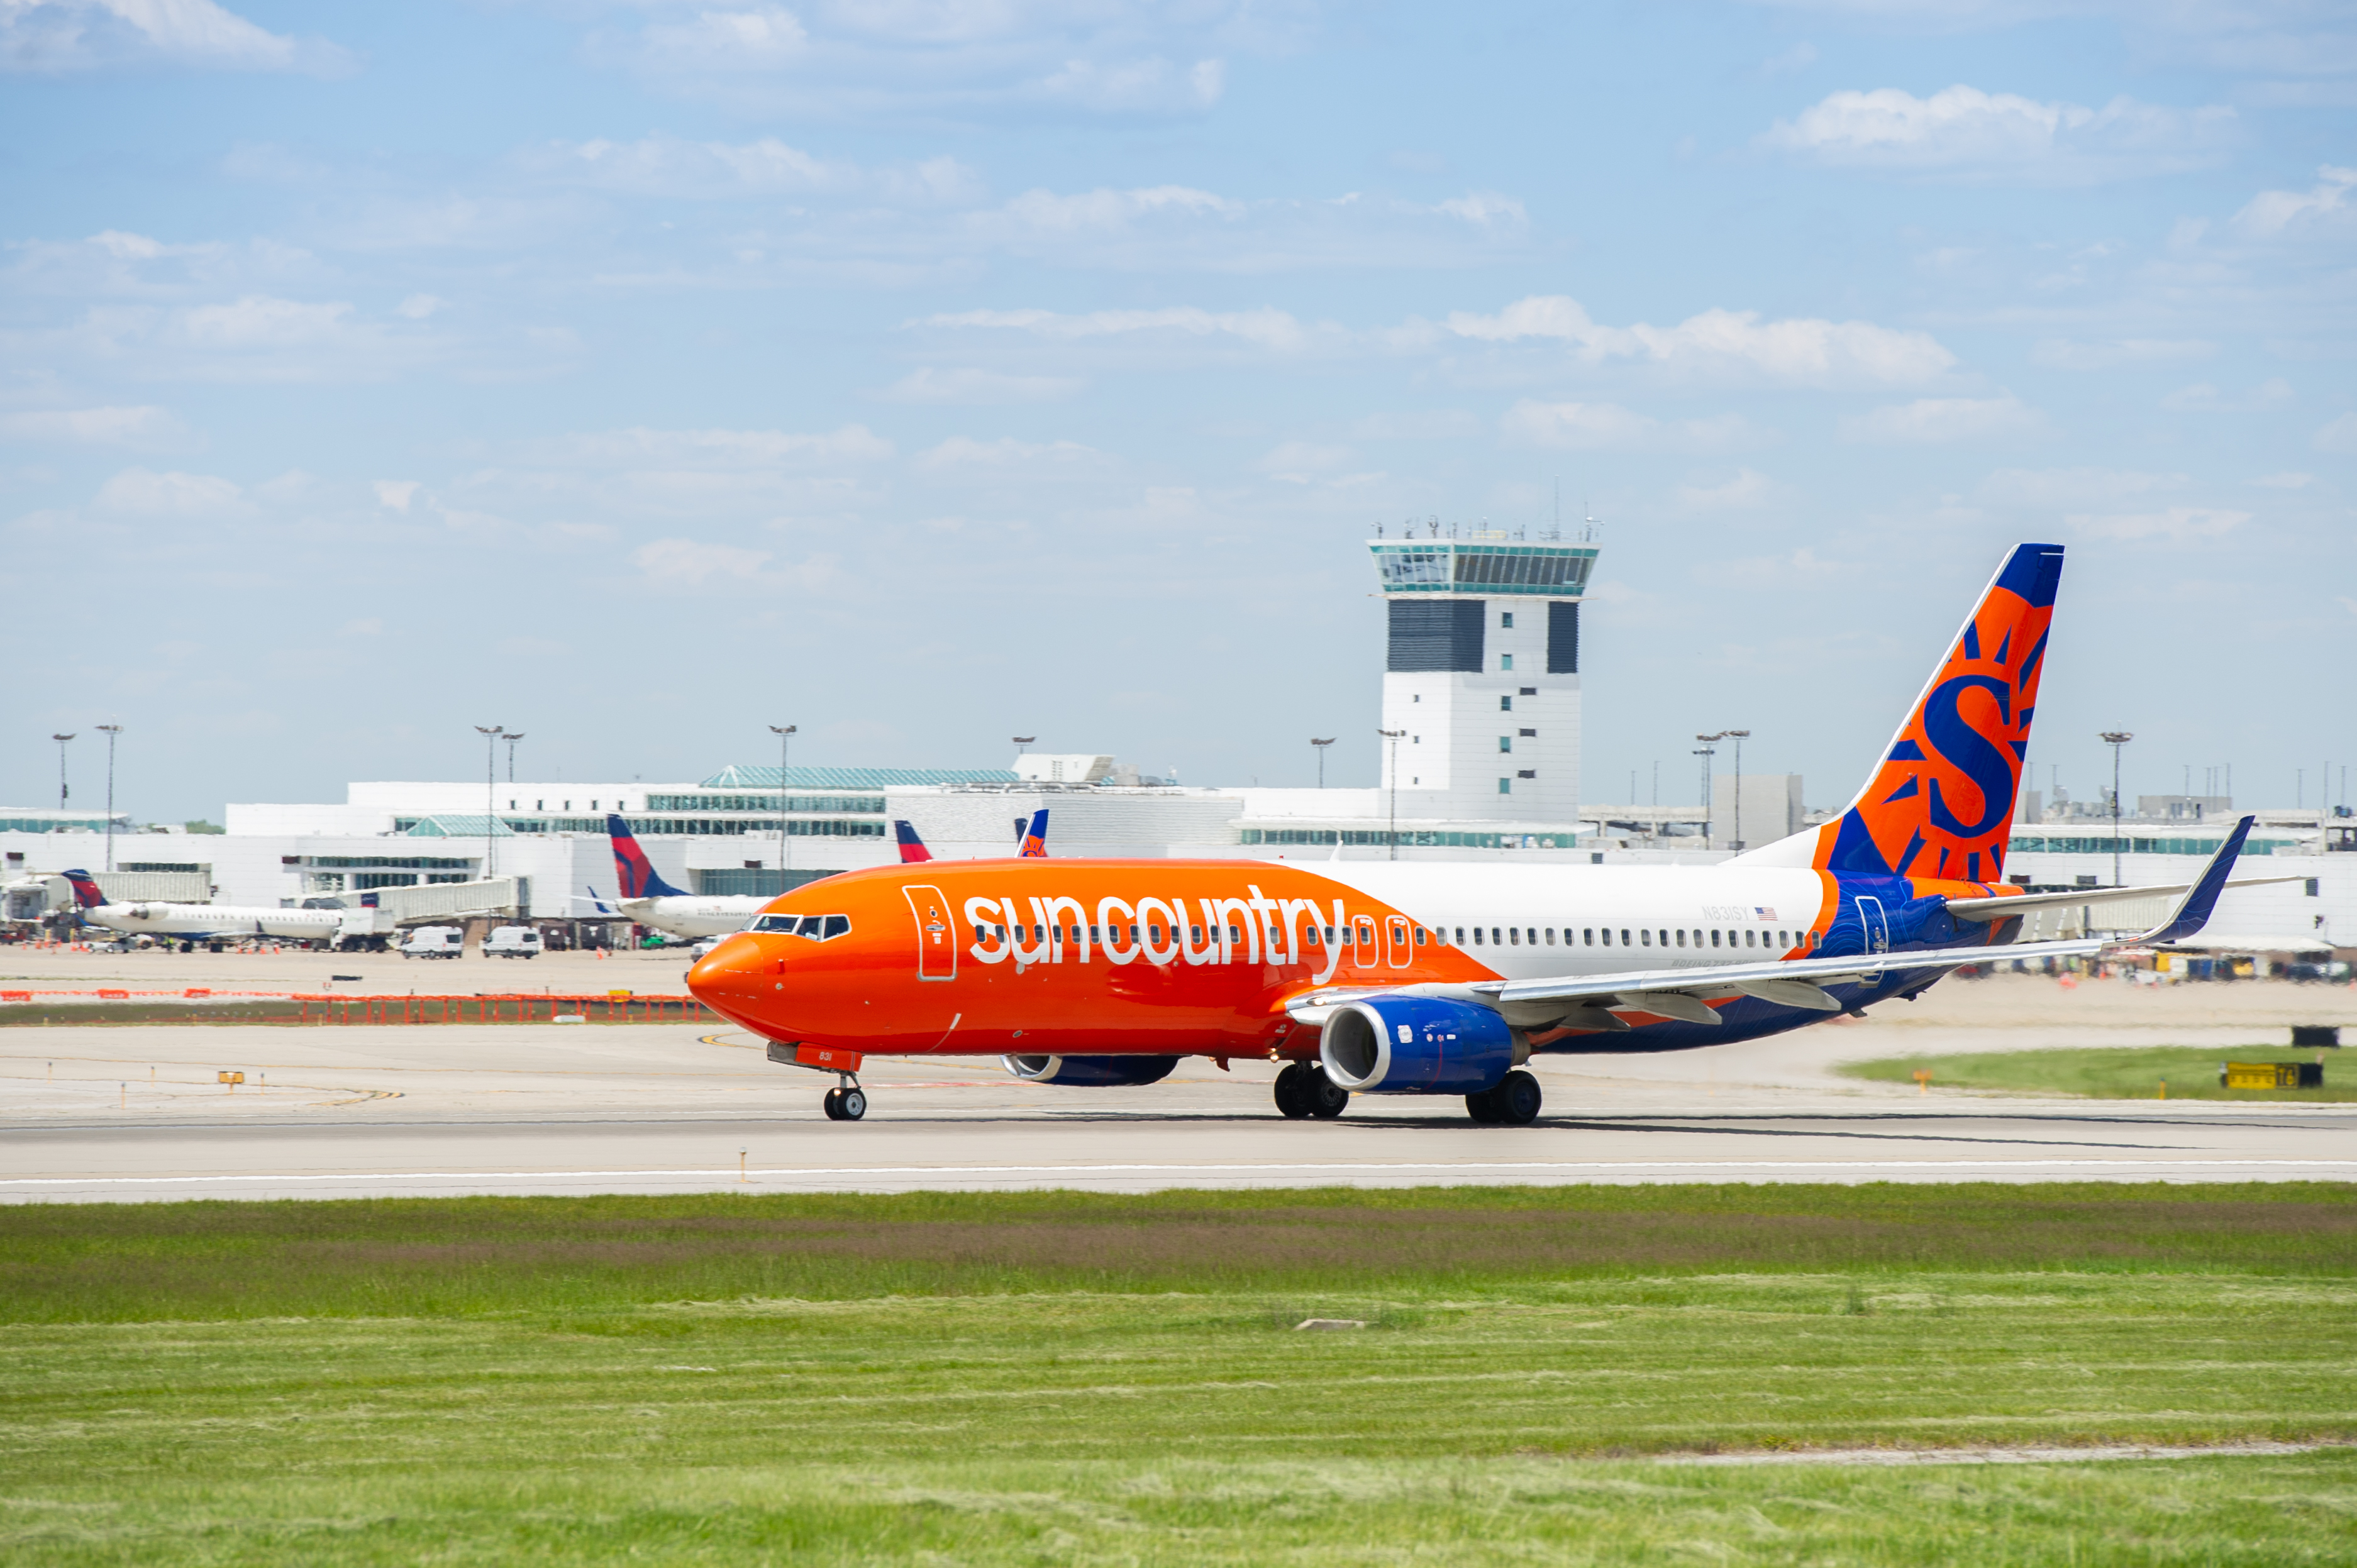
[688,544,2284,1124]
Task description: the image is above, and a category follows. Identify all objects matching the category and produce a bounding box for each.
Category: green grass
[3,1186,2353,1564]
[1842,1047,2355,1102]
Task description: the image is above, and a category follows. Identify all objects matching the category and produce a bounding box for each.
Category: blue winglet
[2141,815,2253,945]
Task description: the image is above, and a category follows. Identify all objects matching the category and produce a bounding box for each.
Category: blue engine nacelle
[1002,1054,1181,1087]
[1319,996,1515,1095]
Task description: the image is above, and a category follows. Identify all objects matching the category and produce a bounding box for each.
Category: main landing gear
[1466,1070,1543,1126]
[1273,1061,1349,1120]
[821,1073,867,1122]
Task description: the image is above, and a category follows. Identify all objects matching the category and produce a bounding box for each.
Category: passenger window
[1089,925,1100,942]
[1472,927,1483,946]
[1228,925,1241,945]
[1583,929,1594,946]
[1191,925,1204,944]
[1544,929,1555,945]
[972,924,985,942]
[995,924,1007,942]
[1640,929,1650,946]
[1509,928,1519,946]
[1675,930,1685,947]
[822,915,851,940]
[1659,931,1668,947]
[1744,929,1756,947]
[1599,928,1611,946]
[1455,927,1465,944]
[1710,930,1721,947]
[1621,929,1631,946]
[1491,927,1502,946]
[1151,924,1164,942]
[1033,925,1045,942]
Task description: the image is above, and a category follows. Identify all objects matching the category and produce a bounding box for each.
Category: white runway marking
[8,1156,2354,1190]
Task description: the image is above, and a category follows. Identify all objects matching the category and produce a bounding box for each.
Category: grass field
[1841,1046,2354,1102]
[3,1185,2353,1565]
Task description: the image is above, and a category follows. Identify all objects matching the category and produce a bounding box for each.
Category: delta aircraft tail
[894,820,933,864]
[1735,541,2064,885]
[605,814,689,899]
[60,869,107,909]
[1018,809,1049,858]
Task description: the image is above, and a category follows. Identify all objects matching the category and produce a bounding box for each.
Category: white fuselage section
[619,895,769,939]
[79,902,346,941]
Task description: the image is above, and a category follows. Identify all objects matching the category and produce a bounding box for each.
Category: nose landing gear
[1273,1061,1349,1120]
[821,1073,867,1122]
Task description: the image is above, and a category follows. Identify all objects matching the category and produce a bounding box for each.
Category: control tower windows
[1387,600,1484,671]
[1500,612,1514,628]
[1548,601,1580,674]
[1499,696,1512,712]
[1499,736,1512,753]
[1519,728,1536,737]
[1500,654,1514,671]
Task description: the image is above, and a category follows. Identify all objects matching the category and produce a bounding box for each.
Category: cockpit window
[821,914,851,941]
[748,914,799,933]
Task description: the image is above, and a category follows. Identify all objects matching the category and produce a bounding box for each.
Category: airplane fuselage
[688,858,2016,1061]
[78,901,345,942]
[621,894,770,939]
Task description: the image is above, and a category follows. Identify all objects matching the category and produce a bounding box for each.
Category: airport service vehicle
[401,926,463,959]
[61,870,345,947]
[485,926,543,959]
[689,543,2296,1125]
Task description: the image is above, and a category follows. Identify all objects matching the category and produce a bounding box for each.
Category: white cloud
[1839,394,2040,443]
[2316,412,2357,453]
[1760,85,2237,180]
[1446,295,1952,385]
[634,6,808,72]
[2161,378,2294,412]
[1980,467,2186,508]
[178,295,352,348]
[1253,441,1354,480]
[0,404,187,448]
[1500,400,1764,452]
[919,306,1316,351]
[1675,468,1779,510]
[2236,165,2357,237]
[632,536,774,587]
[374,480,419,512]
[92,466,250,518]
[2068,506,2251,542]
[880,367,1081,404]
[0,0,348,74]
[916,436,1107,471]
[998,184,1243,231]
[1434,191,1527,228]
[396,294,444,320]
[531,135,865,198]
[2030,337,2212,370]
[532,425,894,468]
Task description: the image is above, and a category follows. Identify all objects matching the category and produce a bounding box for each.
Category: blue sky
[4,0,2353,821]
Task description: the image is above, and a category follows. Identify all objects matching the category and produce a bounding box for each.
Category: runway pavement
[2,1008,2349,1200]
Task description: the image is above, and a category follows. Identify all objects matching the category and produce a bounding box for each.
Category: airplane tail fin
[894,820,933,864]
[1733,542,2064,885]
[60,868,106,909]
[606,814,688,899]
[1018,808,1049,858]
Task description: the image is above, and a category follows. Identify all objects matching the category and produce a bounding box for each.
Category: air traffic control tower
[1370,531,1598,826]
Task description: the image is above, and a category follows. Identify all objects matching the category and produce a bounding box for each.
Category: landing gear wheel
[1273,1061,1315,1119]
[1491,1069,1542,1126]
[1306,1069,1349,1119]
[1465,1086,1501,1124]
[821,1087,846,1120]
[838,1086,867,1121]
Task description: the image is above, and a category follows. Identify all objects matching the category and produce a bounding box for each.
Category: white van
[485,926,543,960]
[400,926,463,960]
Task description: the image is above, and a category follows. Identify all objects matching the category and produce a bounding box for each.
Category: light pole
[503,732,526,783]
[52,733,74,812]
[1378,730,1406,859]
[768,724,796,880]
[1722,728,1750,851]
[96,724,122,872]
[474,725,504,877]
[1695,733,1724,849]
[2100,731,2133,887]
[1311,737,1335,788]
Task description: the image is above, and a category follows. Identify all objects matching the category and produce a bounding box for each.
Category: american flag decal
[1755,907,1778,920]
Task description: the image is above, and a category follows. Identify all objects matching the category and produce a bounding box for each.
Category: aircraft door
[1350,915,1378,969]
[1385,915,1411,969]
[1855,895,1890,954]
[903,884,957,981]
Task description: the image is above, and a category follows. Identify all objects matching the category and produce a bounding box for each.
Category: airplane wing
[1944,873,2302,921]
[1286,817,2256,1032]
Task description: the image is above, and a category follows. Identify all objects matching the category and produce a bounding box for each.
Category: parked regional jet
[60,870,346,946]
[689,543,2297,1124]
[604,815,773,939]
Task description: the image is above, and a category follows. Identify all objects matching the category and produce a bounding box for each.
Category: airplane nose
[687,936,768,1010]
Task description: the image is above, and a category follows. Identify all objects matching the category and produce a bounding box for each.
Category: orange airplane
[689,544,2269,1123]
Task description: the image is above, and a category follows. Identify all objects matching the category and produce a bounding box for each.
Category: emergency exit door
[903,884,957,980]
